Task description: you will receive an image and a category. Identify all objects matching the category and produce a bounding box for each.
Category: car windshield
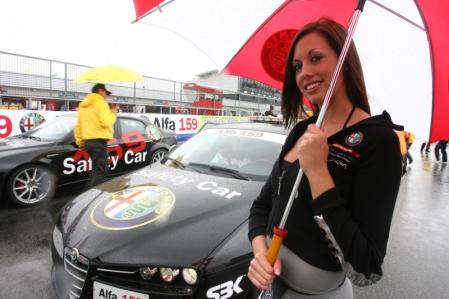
[23,116,76,141]
[166,128,285,181]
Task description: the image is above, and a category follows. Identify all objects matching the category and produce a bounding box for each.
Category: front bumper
[51,243,198,299]
[52,241,90,299]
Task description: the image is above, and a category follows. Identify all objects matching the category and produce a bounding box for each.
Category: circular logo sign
[90,186,176,230]
[345,131,364,147]
[19,112,46,133]
[261,29,298,81]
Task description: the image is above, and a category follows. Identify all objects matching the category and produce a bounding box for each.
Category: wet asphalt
[0,146,448,299]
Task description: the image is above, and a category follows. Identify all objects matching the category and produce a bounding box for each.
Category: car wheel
[6,164,56,207]
[150,149,167,164]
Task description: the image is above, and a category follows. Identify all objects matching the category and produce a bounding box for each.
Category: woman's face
[292,32,345,106]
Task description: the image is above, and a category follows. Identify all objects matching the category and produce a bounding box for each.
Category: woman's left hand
[297,124,329,176]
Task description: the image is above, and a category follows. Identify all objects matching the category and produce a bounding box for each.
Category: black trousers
[434,140,448,162]
[406,143,413,163]
[420,142,431,153]
[85,139,109,187]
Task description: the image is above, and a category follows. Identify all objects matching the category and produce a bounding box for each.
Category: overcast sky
[0,0,433,138]
[0,0,217,81]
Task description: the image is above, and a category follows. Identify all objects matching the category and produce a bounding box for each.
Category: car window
[25,117,76,141]
[167,128,285,181]
[119,119,146,137]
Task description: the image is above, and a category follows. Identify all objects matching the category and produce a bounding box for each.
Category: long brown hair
[281,18,370,128]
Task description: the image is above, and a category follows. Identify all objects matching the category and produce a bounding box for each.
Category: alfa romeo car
[0,115,176,207]
[51,122,288,299]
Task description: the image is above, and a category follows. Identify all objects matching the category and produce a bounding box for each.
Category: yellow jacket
[394,130,407,156]
[74,93,117,147]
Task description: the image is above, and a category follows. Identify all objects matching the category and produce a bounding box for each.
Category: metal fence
[0,51,279,116]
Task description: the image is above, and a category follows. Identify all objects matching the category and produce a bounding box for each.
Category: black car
[0,115,176,207]
[51,122,288,299]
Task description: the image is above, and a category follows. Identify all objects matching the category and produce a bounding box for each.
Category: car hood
[0,136,55,154]
[61,163,264,267]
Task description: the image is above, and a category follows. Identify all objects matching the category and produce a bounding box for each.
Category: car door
[58,121,121,185]
[113,117,153,175]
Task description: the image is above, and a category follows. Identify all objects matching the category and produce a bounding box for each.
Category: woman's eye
[293,63,302,72]
[311,55,322,63]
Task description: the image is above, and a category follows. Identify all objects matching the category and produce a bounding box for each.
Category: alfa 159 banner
[0,110,248,141]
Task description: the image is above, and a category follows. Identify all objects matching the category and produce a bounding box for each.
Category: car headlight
[52,226,63,258]
[160,268,180,282]
[182,268,198,285]
[139,267,158,280]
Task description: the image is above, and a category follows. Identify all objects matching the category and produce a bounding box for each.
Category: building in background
[0,51,281,116]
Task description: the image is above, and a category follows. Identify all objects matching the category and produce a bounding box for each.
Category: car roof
[206,122,289,135]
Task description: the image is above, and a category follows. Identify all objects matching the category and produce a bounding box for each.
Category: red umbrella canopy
[133,0,164,22]
[133,0,449,142]
[416,0,449,142]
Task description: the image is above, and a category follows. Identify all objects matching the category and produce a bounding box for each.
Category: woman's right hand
[248,236,282,290]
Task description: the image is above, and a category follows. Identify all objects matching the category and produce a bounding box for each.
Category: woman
[248,18,403,298]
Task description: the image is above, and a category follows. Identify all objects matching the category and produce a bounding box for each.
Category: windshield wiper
[188,162,250,181]
[165,157,205,174]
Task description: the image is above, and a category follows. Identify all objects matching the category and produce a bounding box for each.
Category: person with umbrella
[74,83,119,187]
[248,18,403,298]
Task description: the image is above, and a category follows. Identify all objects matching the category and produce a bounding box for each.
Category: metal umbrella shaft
[262,0,368,294]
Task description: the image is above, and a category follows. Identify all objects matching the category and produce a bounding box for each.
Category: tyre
[6,164,56,207]
[150,148,167,164]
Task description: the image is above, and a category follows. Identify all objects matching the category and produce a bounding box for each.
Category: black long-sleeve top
[248,111,403,285]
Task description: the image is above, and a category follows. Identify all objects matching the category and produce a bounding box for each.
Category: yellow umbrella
[75,65,144,83]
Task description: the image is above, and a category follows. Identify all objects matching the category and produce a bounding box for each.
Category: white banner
[0,110,248,141]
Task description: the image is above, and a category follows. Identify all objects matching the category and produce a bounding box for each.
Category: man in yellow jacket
[74,83,118,187]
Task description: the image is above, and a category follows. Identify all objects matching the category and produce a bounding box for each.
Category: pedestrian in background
[402,131,414,173]
[74,83,119,187]
[404,131,414,164]
[434,139,448,163]
[265,105,278,117]
[420,140,431,156]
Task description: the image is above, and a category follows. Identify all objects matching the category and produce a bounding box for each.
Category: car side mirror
[146,126,162,142]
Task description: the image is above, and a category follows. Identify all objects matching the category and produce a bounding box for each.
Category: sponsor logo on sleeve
[345,131,364,147]
[90,186,175,230]
[328,143,361,170]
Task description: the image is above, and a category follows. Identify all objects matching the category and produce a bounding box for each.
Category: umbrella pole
[259,1,367,298]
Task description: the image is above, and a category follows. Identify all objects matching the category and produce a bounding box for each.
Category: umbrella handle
[266,227,288,265]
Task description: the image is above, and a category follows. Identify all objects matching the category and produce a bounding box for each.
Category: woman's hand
[297,124,335,199]
[248,253,282,291]
[297,124,329,176]
[248,236,282,291]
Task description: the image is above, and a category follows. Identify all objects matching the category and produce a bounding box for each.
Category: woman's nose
[297,63,312,81]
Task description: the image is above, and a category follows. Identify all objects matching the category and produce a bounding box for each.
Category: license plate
[93,281,149,299]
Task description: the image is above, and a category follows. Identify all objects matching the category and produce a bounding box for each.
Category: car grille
[64,248,89,299]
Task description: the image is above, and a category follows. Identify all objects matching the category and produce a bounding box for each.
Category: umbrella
[75,64,144,83]
[132,0,449,142]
